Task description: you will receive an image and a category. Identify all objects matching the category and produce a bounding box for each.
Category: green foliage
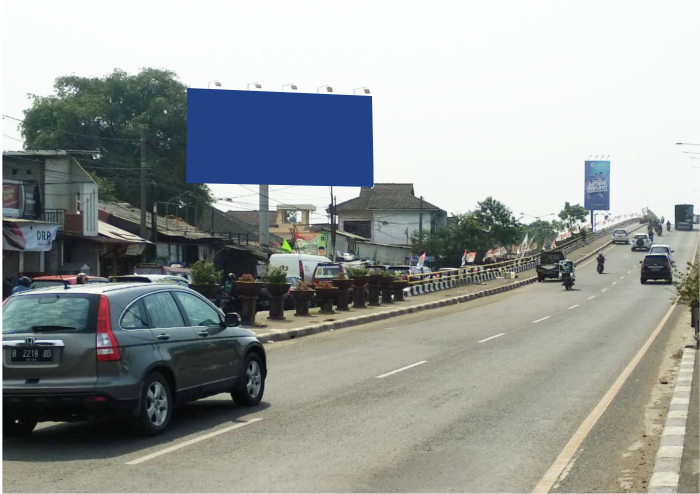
[191,260,222,285]
[261,266,288,284]
[21,68,212,211]
[88,172,118,202]
[346,267,369,278]
[558,202,588,228]
[523,219,559,244]
[674,260,699,307]
[411,197,522,265]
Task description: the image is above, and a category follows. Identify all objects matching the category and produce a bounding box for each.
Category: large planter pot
[315,287,338,314]
[368,274,383,286]
[290,289,315,316]
[380,277,394,304]
[235,281,263,325]
[190,284,218,300]
[266,283,291,320]
[393,280,409,301]
[350,276,368,308]
[351,275,368,287]
[236,281,264,297]
[332,279,353,311]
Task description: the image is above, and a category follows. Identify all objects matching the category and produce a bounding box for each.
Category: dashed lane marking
[588,296,596,300]
[126,418,263,465]
[533,316,550,323]
[479,333,505,343]
[602,288,608,292]
[375,361,427,379]
[568,305,579,310]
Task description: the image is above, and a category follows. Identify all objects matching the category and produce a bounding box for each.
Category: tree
[20,68,212,212]
[523,219,558,245]
[410,197,522,266]
[558,202,588,229]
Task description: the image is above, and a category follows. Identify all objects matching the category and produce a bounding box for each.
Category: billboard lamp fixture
[317,85,333,93]
[247,82,262,90]
[353,87,370,95]
[282,83,297,91]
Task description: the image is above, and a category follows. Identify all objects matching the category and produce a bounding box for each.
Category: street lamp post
[353,87,370,95]
[676,143,700,146]
[282,83,298,92]
[317,85,333,93]
[520,212,556,221]
[247,82,262,90]
[208,80,221,88]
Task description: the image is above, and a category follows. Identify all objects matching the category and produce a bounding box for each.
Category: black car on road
[2,283,267,436]
[640,253,673,284]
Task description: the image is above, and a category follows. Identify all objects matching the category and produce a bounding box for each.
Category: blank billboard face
[187,89,374,186]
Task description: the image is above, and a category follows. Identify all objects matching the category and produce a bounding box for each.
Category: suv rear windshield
[541,252,565,264]
[613,230,627,235]
[634,234,647,239]
[2,294,98,334]
[30,280,68,289]
[314,265,341,278]
[644,256,669,267]
[650,247,669,254]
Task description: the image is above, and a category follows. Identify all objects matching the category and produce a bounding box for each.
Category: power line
[3,134,22,142]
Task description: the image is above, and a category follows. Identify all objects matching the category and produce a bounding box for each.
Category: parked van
[268,254,332,282]
[133,263,193,283]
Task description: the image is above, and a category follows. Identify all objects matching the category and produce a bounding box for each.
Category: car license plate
[10,347,54,363]
[650,267,661,270]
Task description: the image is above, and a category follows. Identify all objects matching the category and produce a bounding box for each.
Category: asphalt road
[3,229,698,493]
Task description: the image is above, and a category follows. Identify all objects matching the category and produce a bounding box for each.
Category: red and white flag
[466,251,477,263]
[417,252,426,268]
[460,250,468,267]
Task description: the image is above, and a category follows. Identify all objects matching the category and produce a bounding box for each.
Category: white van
[268,254,332,283]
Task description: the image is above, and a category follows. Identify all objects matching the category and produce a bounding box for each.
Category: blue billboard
[186,89,374,186]
[584,160,610,210]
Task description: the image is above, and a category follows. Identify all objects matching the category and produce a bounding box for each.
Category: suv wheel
[232,353,265,407]
[136,372,172,436]
[3,418,37,437]
[641,278,647,284]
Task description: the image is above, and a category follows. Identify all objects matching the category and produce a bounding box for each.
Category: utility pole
[140,129,148,239]
[418,196,423,248]
[259,185,269,247]
[151,182,157,244]
[330,186,336,261]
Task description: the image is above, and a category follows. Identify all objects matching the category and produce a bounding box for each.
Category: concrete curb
[256,276,539,343]
[648,347,697,493]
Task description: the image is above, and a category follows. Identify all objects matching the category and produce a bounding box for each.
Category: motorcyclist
[76,272,88,284]
[11,276,32,295]
[597,252,606,265]
[649,230,654,242]
[222,273,238,313]
[667,220,671,231]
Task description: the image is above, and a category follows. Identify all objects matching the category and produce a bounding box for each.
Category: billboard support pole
[591,210,594,231]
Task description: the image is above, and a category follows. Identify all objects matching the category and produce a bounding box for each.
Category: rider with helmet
[11,276,32,295]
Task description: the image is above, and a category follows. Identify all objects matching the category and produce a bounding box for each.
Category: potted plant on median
[190,260,222,300]
[262,266,291,321]
[332,272,353,311]
[290,282,315,316]
[314,281,338,314]
[393,272,409,302]
[346,267,369,309]
[235,273,264,297]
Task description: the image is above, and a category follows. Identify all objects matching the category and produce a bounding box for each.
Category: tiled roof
[335,183,441,212]
[99,202,217,240]
[225,210,278,227]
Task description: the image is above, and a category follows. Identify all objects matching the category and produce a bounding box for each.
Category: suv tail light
[96,295,121,362]
[299,260,304,281]
[666,262,672,270]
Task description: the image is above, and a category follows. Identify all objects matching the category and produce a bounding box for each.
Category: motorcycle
[667,222,671,232]
[559,260,575,291]
[597,261,604,274]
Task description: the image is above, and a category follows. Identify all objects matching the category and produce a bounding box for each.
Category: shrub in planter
[190,260,222,299]
[236,274,263,297]
[261,266,288,285]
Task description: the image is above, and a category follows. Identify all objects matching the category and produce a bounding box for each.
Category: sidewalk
[245,222,645,343]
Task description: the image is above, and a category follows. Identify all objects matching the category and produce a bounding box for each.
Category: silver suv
[2,283,267,436]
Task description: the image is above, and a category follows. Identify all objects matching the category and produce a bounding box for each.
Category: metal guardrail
[405,217,642,286]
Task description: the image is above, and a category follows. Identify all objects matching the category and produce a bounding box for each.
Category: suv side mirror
[224,312,241,327]
[639,261,642,264]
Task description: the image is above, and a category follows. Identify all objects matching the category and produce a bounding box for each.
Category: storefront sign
[3,221,59,252]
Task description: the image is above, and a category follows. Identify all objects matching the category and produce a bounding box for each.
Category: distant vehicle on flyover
[674,204,695,231]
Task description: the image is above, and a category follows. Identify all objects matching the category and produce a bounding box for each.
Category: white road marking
[627,270,632,274]
[612,282,617,286]
[533,316,550,324]
[126,418,263,465]
[588,296,596,300]
[620,276,624,279]
[479,333,505,343]
[602,288,608,292]
[375,361,427,379]
[568,305,579,310]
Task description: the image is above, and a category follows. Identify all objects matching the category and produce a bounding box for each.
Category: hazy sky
[2,0,698,225]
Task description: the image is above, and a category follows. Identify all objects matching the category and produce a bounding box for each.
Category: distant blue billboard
[584,160,610,210]
[186,89,374,186]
